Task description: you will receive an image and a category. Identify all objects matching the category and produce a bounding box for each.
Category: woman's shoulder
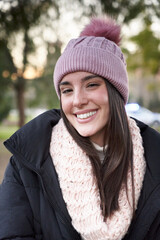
[134,117,160,142]
[3,109,61,166]
[135,118,160,181]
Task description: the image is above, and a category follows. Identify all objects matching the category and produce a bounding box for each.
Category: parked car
[125,103,160,127]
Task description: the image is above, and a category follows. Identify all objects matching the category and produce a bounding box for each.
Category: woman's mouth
[76,111,97,119]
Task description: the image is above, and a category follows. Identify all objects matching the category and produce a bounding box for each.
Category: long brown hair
[60,78,134,219]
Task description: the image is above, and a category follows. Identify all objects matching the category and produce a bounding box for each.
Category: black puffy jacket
[0,109,160,240]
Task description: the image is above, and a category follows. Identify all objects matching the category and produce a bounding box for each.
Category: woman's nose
[73,90,88,107]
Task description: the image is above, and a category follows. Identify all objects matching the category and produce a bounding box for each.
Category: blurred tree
[0,39,17,121]
[98,0,160,22]
[126,17,160,111]
[0,0,59,126]
[127,18,160,74]
[28,41,61,109]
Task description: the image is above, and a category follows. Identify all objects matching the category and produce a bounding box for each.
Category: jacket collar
[4,109,61,171]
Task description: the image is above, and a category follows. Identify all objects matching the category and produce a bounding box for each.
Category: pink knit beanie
[53,17,128,104]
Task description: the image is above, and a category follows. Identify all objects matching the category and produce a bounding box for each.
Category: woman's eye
[61,88,73,94]
[87,83,100,88]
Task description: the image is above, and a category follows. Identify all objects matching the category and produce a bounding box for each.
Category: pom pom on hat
[53,16,129,104]
[80,17,121,46]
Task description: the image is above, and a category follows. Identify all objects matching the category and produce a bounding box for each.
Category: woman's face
[59,71,109,146]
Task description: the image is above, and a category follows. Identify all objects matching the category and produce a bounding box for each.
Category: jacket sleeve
[0,156,41,240]
[144,211,160,240]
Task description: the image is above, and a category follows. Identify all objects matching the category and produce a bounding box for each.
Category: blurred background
[0,0,160,182]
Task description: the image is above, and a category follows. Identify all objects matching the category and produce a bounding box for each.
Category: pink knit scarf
[50,118,146,240]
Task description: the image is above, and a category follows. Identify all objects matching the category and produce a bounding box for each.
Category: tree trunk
[16,80,25,127]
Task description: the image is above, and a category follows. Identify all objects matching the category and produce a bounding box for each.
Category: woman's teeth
[76,111,96,119]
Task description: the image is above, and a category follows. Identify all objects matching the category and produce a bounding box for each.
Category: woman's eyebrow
[59,81,70,86]
[81,75,99,81]
[59,75,100,87]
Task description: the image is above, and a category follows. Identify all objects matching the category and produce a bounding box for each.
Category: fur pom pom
[80,17,121,46]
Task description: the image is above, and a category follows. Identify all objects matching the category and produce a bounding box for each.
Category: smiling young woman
[1,16,160,240]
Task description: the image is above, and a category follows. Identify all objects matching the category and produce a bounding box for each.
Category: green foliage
[127,20,160,75]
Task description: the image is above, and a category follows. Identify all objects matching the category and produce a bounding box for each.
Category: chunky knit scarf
[50,118,146,240]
